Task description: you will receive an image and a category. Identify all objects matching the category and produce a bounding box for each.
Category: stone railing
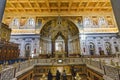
[83,58,120,80]
[83,58,103,70]
[104,65,120,80]
[0,58,120,80]
[0,67,15,80]
[0,59,36,80]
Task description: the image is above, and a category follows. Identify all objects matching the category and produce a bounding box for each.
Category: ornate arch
[40,17,79,39]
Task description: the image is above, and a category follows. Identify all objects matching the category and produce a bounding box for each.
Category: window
[26,18,35,29]
[83,17,92,27]
[28,18,34,25]
[98,17,107,27]
[84,17,90,25]
[12,18,19,26]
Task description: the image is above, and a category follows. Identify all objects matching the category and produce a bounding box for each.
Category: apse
[40,17,80,57]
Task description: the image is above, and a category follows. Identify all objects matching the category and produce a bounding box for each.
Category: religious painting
[77,16,83,24]
[106,16,113,25]
[92,16,98,26]
[108,19,112,25]
[20,17,26,27]
[77,16,83,29]
[51,67,57,74]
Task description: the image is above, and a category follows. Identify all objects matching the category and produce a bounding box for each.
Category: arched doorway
[25,43,31,57]
[89,42,95,55]
[40,17,80,58]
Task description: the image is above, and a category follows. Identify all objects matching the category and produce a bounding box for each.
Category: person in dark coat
[48,70,53,80]
[56,70,61,80]
[62,70,67,80]
[71,66,76,77]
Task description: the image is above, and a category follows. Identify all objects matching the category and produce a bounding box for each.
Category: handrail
[0,58,120,80]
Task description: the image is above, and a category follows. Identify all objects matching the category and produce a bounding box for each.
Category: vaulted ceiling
[5,0,112,16]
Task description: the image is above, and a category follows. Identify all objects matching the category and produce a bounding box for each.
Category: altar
[54,51,67,58]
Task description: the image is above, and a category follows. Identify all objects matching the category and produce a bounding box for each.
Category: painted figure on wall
[92,18,98,26]
[77,16,83,29]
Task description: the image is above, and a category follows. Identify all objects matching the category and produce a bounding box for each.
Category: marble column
[72,41,74,54]
[65,40,68,57]
[68,40,71,54]
[110,0,120,32]
[41,40,43,54]
[52,40,55,57]
[0,0,6,25]
[48,41,52,54]
[73,41,75,54]
[77,39,79,54]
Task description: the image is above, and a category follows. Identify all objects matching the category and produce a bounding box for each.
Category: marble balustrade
[0,58,120,80]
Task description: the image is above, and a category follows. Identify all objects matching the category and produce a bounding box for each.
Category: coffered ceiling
[4,0,112,16]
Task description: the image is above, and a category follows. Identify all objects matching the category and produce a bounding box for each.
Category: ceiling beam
[58,0,60,13]
[28,1,34,12]
[77,1,82,12]
[46,0,50,12]
[9,3,19,12]
[35,1,41,12]
[4,11,113,17]
[68,0,72,11]
[18,2,25,12]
